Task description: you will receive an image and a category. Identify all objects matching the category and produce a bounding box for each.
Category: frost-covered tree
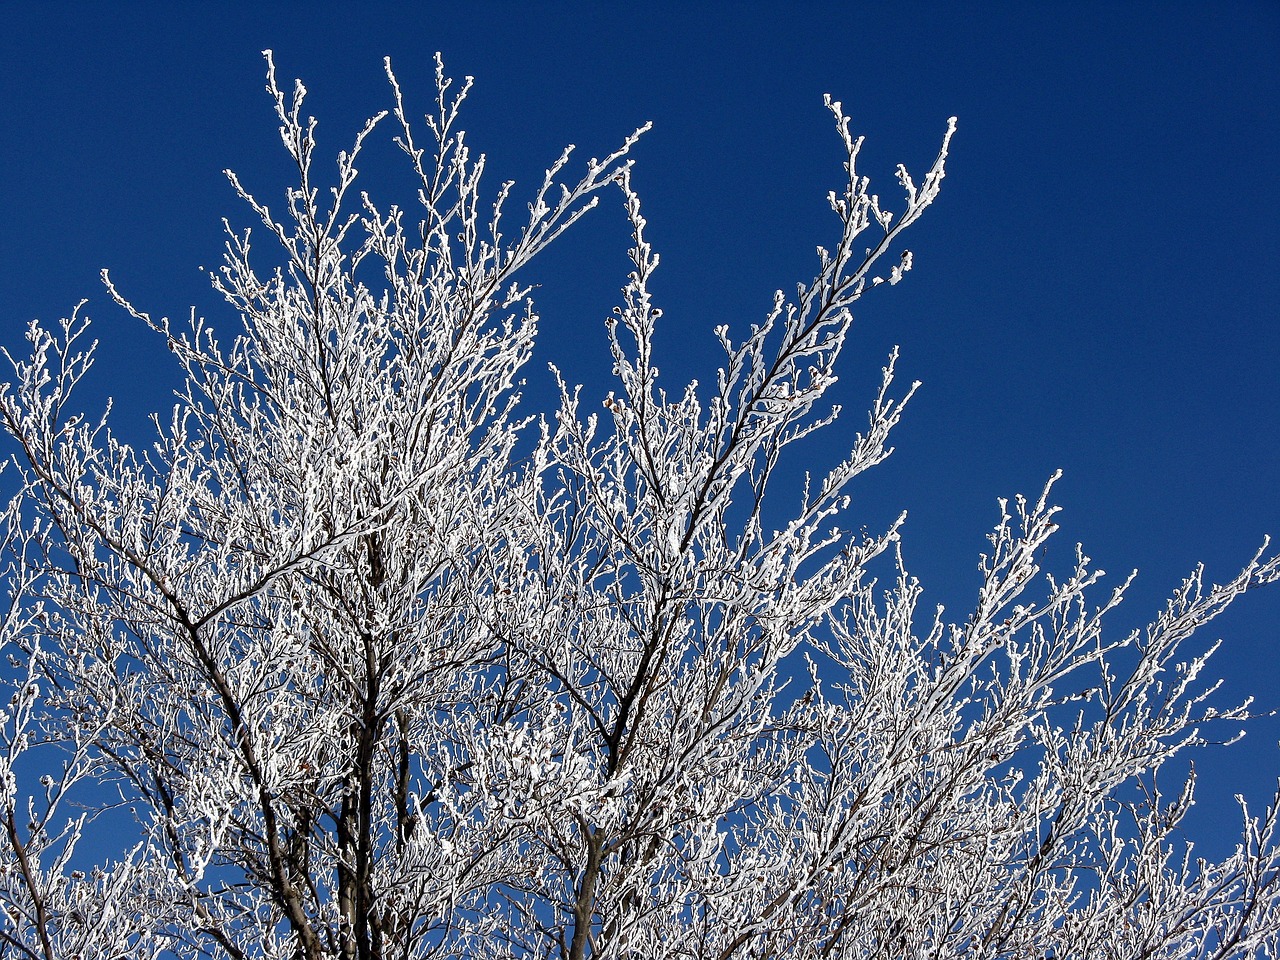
[1,53,1277,960]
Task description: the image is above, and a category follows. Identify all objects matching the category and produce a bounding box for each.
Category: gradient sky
[2,2,1277,861]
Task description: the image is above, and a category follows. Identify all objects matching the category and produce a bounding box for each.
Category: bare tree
[1,52,1276,960]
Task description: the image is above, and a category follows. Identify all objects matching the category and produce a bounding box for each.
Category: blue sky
[2,3,1277,859]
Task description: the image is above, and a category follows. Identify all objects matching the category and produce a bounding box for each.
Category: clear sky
[2,2,1277,860]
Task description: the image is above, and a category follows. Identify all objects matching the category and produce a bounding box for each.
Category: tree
[1,51,1277,960]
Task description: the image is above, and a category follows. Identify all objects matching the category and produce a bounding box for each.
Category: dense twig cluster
[1,53,1277,960]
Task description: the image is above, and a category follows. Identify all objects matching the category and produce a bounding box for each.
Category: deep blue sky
[2,3,1277,858]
